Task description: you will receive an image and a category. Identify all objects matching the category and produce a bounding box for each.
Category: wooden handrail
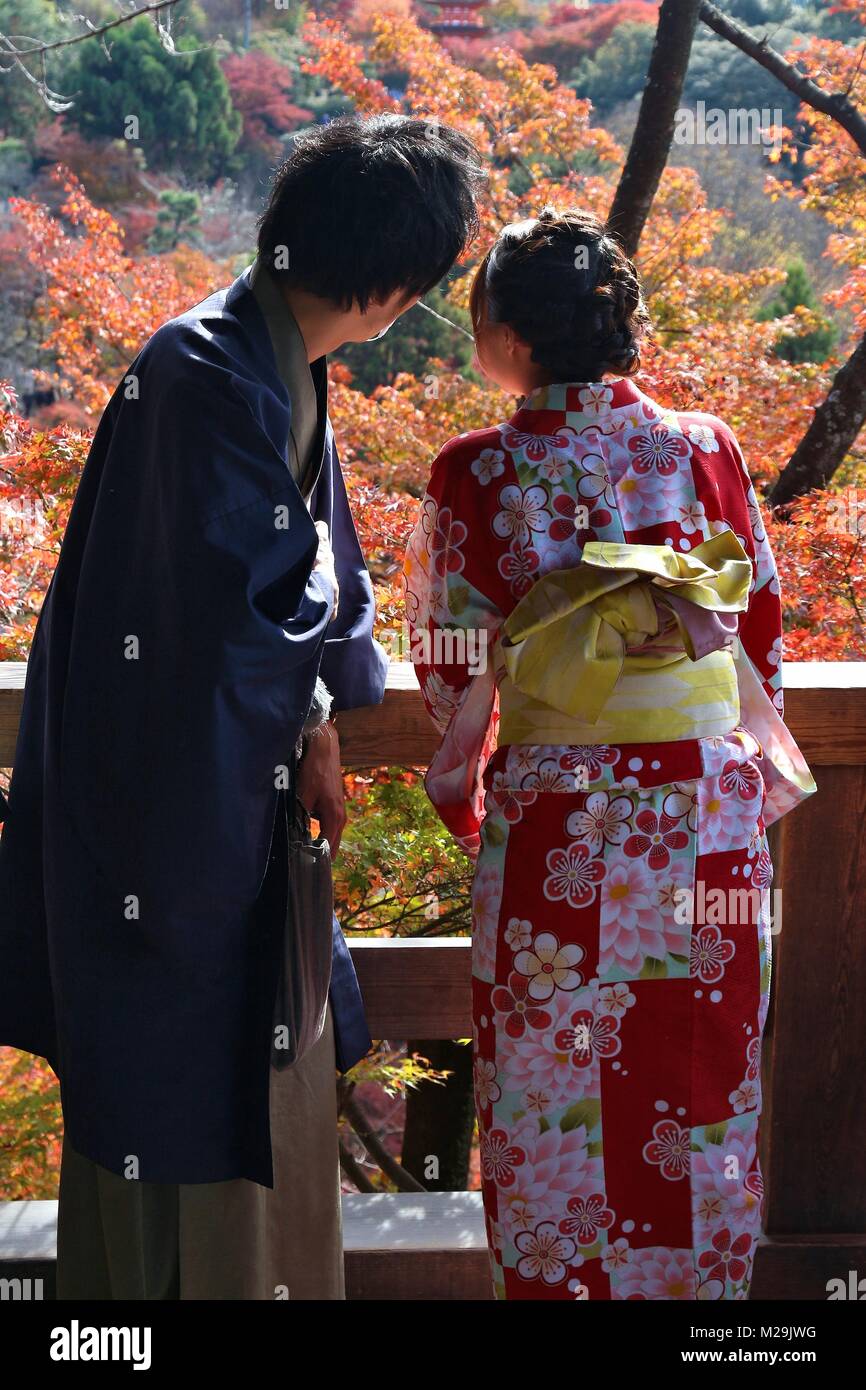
[3,659,866,767]
[1,657,865,1300]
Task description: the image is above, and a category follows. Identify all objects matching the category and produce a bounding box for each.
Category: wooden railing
[1,660,865,1300]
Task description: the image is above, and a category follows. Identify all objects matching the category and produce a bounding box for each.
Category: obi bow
[500,532,753,723]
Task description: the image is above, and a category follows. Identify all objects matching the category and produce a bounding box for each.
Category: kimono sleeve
[404,437,506,856]
[310,429,388,713]
[716,425,817,825]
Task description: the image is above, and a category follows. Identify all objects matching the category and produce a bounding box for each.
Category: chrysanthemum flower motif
[624,808,690,871]
[688,423,719,454]
[429,505,467,579]
[470,447,506,485]
[492,483,550,546]
[719,758,762,800]
[566,790,634,853]
[543,843,607,909]
[514,1222,576,1286]
[662,783,698,833]
[558,1192,615,1244]
[480,1127,526,1187]
[578,384,614,416]
[488,771,538,823]
[559,745,619,782]
[504,916,533,951]
[697,1228,753,1285]
[497,542,540,596]
[491,971,554,1040]
[473,1056,501,1110]
[642,1118,690,1180]
[555,1006,622,1069]
[512,929,585,1002]
[626,422,691,476]
[690,924,736,984]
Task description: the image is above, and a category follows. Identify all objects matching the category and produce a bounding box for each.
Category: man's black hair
[257,113,485,311]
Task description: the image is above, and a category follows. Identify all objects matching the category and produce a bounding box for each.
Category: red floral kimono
[404,376,815,1301]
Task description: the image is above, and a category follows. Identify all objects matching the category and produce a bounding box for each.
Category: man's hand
[313,520,339,621]
[296,720,346,858]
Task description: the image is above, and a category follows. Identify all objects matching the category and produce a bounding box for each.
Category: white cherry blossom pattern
[504,916,533,951]
[559,745,620,784]
[688,423,720,454]
[578,384,614,416]
[577,453,618,511]
[598,981,636,1018]
[512,929,586,1002]
[474,1056,501,1111]
[566,790,634,853]
[471,447,506,485]
[521,759,574,793]
[544,842,607,909]
[676,498,709,536]
[492,483,550,547]
[663,783,699,834]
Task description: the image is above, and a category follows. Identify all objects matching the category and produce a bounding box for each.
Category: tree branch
[699,0,866,156]
[606,0,703,258]
[698,1,866,505]
[0,1,179,59]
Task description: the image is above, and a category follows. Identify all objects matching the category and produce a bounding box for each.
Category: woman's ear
[503,324,522,358]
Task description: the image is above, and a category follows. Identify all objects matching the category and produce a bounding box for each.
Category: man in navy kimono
[0,113,483,1298]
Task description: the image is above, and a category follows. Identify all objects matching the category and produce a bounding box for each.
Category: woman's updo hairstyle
[470,206,650,383]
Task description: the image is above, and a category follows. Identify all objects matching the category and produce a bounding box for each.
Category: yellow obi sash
[497,533,753,745]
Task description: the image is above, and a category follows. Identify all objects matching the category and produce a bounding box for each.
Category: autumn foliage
[2,1,866,1195]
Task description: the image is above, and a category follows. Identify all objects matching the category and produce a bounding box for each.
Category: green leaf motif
[448,584,470,615]
[560,1099,601,1135]
[639,955,669,979]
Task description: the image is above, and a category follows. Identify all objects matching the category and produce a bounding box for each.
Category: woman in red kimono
[404,209,816,1301]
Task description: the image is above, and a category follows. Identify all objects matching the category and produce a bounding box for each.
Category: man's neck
[278,283,347,364]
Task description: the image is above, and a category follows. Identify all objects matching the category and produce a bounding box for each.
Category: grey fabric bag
[271,759,334,1070]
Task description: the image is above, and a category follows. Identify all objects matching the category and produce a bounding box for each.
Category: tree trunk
[606,0,703,259]
[401,1039,476,1190]
[768,330,866,508]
